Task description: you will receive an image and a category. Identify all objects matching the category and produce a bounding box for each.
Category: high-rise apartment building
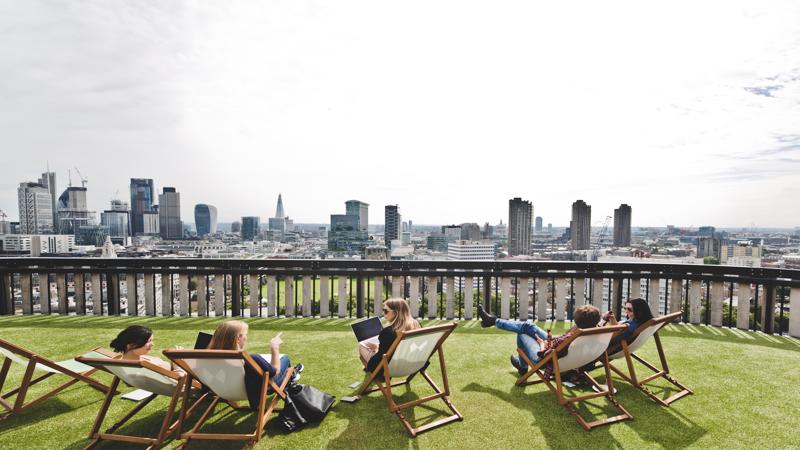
[385,205,401,248]
[570,200,591,250]
[38,171,58,233]
[158,187,182,239]
[100,199,130,245]
[697,236,721,259]
[508,197,532,256]
[613,204,632,247]
[17,182,54,234]
[130,178,155,236]
[535,216,543,233]
[329,200,369,252]
[460,223,481,241]
[241,216,260,241]
[194,204,218,236]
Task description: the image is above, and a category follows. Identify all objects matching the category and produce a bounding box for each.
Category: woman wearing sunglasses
[359,298,420,373]
[601,297,653,354]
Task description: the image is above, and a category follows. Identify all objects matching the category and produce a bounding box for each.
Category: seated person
[207,320,303,410]
[477,304,601,379]
[600,297,653,355]
[111,325,181,371]
[360,298,421,374]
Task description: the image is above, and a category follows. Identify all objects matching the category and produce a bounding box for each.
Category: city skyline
[1,2,799,227]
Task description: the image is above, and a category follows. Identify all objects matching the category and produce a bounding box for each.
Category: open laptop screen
[351,317,383,343]
[194,332,213,349]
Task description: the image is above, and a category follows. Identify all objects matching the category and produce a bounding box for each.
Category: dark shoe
[477,304,496,328]
[290,363,304,383]
[510,355,526,376]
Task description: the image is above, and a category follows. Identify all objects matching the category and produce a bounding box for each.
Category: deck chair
[357,323,462,437]
[75,356,210,449]
[0,338,115,421]
[516,324,633,431]
[607,310,693,406]
[163,349,294,449]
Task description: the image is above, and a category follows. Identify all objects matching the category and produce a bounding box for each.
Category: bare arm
[269,332,283,371]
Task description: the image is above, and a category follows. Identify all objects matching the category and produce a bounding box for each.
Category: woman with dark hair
[601,297,654,353]
[110,325,180,370]
[361,298,421,373]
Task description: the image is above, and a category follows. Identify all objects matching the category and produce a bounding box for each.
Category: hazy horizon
[2,1,799,227]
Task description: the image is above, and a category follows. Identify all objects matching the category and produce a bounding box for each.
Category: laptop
[194,331,213,349]
[351,317,382,348]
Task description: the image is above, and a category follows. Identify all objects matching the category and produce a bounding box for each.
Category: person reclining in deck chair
[599,298,653,355]
[207,320,304,410]
[111,325,182,372]
[477,304,601,379]
[359,298,421,375]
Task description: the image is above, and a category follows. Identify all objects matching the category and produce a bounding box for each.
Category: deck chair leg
[157,378,185,443]
[12,359,37,412]
[88,377,121,440]
[0,358,11,394]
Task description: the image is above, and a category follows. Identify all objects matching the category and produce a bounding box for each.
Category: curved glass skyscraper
[194,204,218,236]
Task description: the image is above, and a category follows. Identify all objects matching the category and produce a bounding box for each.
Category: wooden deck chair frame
[163,349,293,449]
[607,310,693,406]
[0,338,115,421]
[75,357,210,450]
[515,324,633,431]
[357,322,463,437]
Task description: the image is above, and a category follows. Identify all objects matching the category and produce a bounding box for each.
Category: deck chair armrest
[91,347,118,358]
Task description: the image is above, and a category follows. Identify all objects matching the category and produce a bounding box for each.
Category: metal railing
[1,258,798,338]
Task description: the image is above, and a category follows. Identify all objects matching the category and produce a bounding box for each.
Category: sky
[1,0,799,228]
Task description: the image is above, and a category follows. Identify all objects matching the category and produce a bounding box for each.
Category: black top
[365,326,397,373]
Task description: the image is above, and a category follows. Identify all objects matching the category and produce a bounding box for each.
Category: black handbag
[289,383,336,423]
[278,383,335,433]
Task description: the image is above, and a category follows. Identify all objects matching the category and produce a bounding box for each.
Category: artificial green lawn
[0,316,798,449]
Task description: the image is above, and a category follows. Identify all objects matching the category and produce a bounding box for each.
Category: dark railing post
[231,273,241,317]
[107,272,119,315]
[762,284,775,334]
[0,271,9,315]
[356,275,364,318]
[613,277,623,318]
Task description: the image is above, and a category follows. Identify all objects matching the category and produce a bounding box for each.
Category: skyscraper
[385,205,400,248]
[57,186,92,235]
[268,194,287,239]
[535,216,543,233]
[194,204,218,236]
[241,216,260,241]
[17,182,54,234]
[130,178,155,236]
[570,200,591,250]
[275,193,285,219]
[508,197,532,256]
[100,200,130,245]
[613,204,632,247]
[345,200,369,231]
[38,171,58,233]
[158,187,182,239]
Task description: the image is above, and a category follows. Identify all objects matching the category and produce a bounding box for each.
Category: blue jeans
[268,355,291,393]
[495,319,548,372]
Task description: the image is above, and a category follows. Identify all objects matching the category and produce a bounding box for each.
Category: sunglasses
[382,308,391,313]
[625,306,634,311]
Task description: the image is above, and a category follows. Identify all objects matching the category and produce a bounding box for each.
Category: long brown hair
[384,298,420,333]
[208,320,248,350]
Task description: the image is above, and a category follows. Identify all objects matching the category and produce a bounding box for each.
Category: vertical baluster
[649,278,661,317]
[445,276,455,320]
[284,275,294,317]
[407,277,419,318]
[789,287,800,338]
[518,278,531,321]
[319,275,330,318]
[196,274,207,317]
[74,272,85,315]
[212,274,224,317]
[464,276,474,320]
[90,273,101,315]
[144,273,155,316]
[39,272,50,314]
[554,279,567,321]
[670,279,683,315]
[1,272,11,315]
[21,273,32,315]
[630,278,641,299]
[573,277,585,314]
[689,280,702,324]
[125,273,136,316]
[500,277,511,320]
[178,274,189,317]
[302,275,311,317]
[337,276,348,318]
[535,278,546,321]
[426,276,438,320]
[57,273,67,315]
[710,281,724,326]
[161,273,172,316]
[267,276,277,317]
[592,278,605,313]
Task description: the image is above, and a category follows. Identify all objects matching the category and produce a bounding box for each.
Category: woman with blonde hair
[208,320,303,410]
[361,298,421,373]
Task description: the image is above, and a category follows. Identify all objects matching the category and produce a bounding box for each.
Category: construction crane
[74,167,88,188]
[591,216,612,261]
[0,209,7,220]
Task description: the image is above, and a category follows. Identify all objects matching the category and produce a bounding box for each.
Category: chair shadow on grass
[0,383,107,434]
[464,370,707,449]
